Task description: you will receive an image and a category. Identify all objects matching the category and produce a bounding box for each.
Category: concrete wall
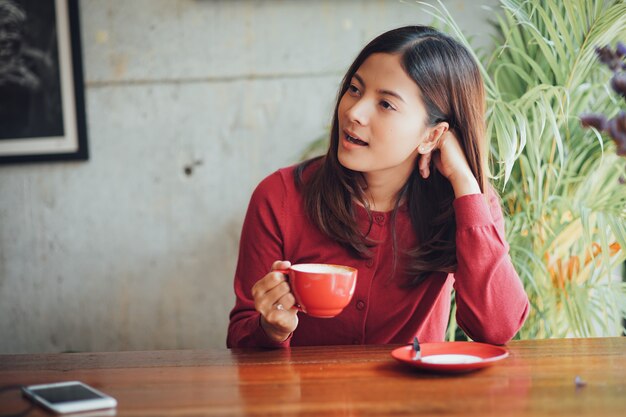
[0,0,499,353]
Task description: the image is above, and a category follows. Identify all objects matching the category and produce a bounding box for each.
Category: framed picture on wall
[0,0,88,164]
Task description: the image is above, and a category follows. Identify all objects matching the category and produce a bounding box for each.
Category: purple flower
[607,112,626,156]
[580,113,608,131]
[581,42,626,164]
[596,44,625,72]
[611,72,626,99]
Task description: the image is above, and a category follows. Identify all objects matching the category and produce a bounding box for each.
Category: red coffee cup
[277,263,358,318]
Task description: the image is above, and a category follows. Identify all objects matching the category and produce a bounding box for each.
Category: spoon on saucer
[412,336,421,361]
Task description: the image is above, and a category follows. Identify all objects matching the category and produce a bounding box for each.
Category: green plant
[422,0,626,339]
[301,0,626,339]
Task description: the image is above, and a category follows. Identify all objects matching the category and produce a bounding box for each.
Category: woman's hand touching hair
[419,130,482,197]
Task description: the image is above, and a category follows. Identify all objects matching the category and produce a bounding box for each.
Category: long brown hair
[295,26,487,284]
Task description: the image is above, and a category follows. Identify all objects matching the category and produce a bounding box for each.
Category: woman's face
[337,53,432,180]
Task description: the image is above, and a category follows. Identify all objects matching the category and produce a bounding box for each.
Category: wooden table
[0,338,624,416]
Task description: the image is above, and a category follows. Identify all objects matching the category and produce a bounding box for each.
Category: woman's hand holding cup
[252,260,299,343]
[253,261,358,342]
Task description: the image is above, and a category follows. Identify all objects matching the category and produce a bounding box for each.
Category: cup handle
[273,268,302,312]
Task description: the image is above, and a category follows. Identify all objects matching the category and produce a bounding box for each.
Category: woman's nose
[345,99,370,126]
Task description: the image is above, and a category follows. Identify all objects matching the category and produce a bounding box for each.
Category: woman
[227,26,529,348]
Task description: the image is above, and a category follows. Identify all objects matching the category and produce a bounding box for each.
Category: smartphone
[22,381,117,414]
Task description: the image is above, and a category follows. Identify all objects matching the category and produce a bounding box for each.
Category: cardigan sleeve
[227,171,292,348]
[452,189,529,345]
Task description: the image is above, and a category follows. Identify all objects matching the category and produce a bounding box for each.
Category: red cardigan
[227,164,529,348]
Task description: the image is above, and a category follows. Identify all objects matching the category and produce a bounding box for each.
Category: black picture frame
[0,0,88,164]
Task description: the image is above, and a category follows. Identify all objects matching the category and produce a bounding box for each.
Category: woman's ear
[418,122,449,154]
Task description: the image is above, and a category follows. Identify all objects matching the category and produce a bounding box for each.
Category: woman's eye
[348,84,360,95]
[380,100,396,111]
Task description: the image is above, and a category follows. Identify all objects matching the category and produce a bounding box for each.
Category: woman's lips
[343,130,368,146]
